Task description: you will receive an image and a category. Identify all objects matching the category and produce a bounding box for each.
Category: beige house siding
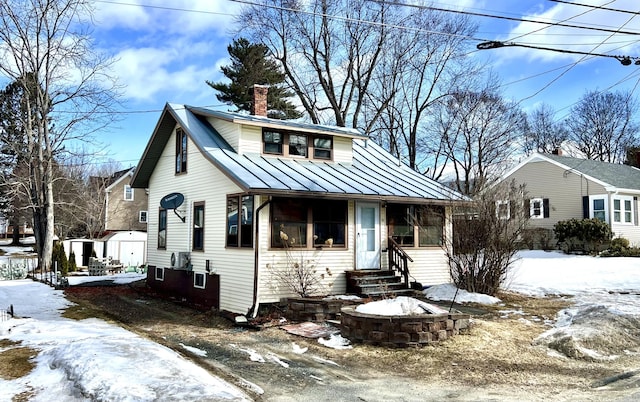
[503,159,607,230]
[105,176,148,232]
[146,128,255,313]
[333,136,353,163]
[209,118,240,150]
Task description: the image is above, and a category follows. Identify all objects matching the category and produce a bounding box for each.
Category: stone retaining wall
[340,306,470,347]
[285,297,362,322]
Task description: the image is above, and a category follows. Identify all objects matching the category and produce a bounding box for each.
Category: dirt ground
[62,281,640,402]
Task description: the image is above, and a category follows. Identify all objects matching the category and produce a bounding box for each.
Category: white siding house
[131,95,467,315]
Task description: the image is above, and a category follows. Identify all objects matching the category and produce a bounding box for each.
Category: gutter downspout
[248,196,271,318]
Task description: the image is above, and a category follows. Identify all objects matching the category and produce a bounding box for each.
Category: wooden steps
[346,270,415,298]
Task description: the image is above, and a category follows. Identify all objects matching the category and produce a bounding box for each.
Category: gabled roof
[105,167,135,192]
[502,153,640,192]
[131,103,468,203]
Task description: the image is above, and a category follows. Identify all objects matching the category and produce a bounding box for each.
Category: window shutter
[543,198,550,218]
[635,196,638,226]
[582,196,589,219]
[524,199,530,217]
[509,200,515,220]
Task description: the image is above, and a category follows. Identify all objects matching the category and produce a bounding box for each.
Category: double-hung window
[158,209,167,249]
[124,185,133,201]
[496,200,511,220]
[193,202,205,251]
[613,196,633,224]
[387,204,444,247]
[262,129,334,161]
[591,196,607,222]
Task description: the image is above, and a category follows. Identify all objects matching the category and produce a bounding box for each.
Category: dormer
[191,85,365,164]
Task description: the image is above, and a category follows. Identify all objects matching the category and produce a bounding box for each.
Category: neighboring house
[131,88,467,315]
[104,168,148,232]
[499,150,640,245]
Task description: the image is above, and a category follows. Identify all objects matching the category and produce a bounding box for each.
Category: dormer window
[262,128,333,160]
[313,137,332,159]
[176,127,187,174]
[263,131,283,154]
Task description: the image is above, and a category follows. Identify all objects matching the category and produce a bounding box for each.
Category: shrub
[51,241,69,276]
[553,218,612,255]
[521,228,555,250]
[68,250,78,272]
[601,237,640,257]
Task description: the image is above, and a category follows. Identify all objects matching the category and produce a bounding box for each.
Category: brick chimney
[552,147,563,156]
[250,84,268,117]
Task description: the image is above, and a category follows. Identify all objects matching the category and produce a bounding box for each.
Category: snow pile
[0,280,250,401]
[424,283,501,305]
[318,334,352,350]
[355,296,449,316]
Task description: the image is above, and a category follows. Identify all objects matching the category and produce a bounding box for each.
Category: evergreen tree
[207,38,302,120]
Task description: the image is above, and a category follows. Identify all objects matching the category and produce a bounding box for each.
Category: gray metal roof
[544,153,640,190]
[131,103,468,203]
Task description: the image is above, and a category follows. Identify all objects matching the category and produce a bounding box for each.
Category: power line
[93,0,236,17]
[373,0,640,36]
[549,0,640,15]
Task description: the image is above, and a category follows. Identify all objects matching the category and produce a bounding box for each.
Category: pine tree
[207,38,302,120]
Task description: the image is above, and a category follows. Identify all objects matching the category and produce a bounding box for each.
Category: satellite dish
[160,192,186,223]
[160,192,184,209]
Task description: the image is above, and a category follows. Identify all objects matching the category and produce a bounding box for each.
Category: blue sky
[85,0,640,168]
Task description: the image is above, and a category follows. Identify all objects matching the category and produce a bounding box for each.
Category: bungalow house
[130,87,467,315]
[499,150,640,246]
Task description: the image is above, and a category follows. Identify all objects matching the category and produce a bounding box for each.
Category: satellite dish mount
[160,192,186,223]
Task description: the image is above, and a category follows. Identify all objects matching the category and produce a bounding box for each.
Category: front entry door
[356,202,380,269]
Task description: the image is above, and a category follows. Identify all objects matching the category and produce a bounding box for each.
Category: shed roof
[130,103,468,203]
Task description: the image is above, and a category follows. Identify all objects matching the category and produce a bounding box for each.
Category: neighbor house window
[529,198,550,219]
[226,195,254,248]
[271,197,347,248]
[194,272,206,289]
[158,209,167,249]
[590,196,607,222]
[313,137,333,159]
[139,211,148,223]
[613,196,633,224]
[496,200,510,220]
[124,184,134,201]
[193,202,205,251]
[175,127,187,174]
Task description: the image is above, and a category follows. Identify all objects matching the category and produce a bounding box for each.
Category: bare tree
[425,86,526,195]
[0,0,119,271]
[524,103,568,155]
[239,0,480,171]
[566,90,639,163]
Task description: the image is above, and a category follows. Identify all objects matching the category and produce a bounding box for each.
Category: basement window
[194,272,206,289]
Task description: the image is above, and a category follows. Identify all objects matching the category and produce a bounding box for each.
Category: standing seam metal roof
[131,103,468,203]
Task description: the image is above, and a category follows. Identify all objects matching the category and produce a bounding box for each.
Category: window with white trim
[155,267,164,281]
[530,198,543,218]
[496,200,510,220]
[613,196,633,224]
[194,272,206,289]
[124,185,133,201]
[589,195,607,222]
[139,210,148,223]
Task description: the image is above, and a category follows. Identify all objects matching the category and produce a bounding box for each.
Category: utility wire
[373,0,640,35]
[549,0,640,15]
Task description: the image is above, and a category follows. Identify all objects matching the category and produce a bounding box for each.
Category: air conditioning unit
[178,252,192,271]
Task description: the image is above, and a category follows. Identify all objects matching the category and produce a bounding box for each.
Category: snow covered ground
[2,249,640,400]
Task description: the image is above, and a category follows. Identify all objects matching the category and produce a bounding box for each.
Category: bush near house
[68,250,77,272]
[553,218,612,255]
[51,242,69,276]
[601,237,640,257]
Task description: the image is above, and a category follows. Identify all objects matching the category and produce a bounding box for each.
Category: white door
[356,202,380,269]
[119,241,145,267]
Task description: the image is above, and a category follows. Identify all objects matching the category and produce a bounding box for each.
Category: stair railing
[388,237,413,288]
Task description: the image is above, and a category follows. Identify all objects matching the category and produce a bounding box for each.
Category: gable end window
[158,208,167,249]
[528,198,550,219]
[124,184,134,201]
[193,202,205,251]
[226,195,254,248]
[175,127,187,174]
